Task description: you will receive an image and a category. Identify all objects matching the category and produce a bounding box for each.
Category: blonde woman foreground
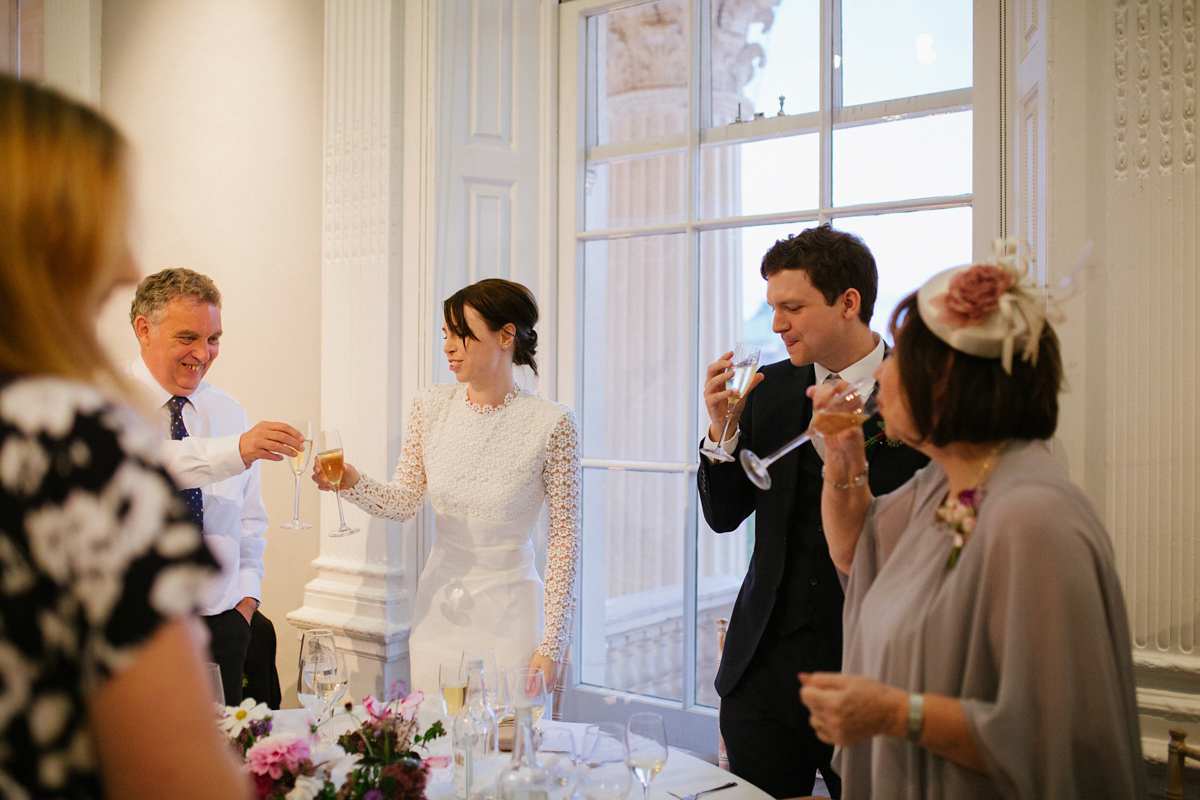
[0,76,249,798]
[802,246,1144,799]
[315,279,580,695]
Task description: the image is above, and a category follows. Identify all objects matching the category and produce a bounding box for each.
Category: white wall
[95,0,324,707]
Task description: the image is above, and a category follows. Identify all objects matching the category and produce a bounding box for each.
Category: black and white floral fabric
[0,377,217,799]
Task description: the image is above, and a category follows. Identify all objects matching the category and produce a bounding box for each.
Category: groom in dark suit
[698,225,928,799]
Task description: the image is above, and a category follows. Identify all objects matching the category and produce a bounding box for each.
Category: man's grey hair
[129,268,222,328]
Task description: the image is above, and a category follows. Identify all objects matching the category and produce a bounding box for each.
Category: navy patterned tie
[166,396,204,529]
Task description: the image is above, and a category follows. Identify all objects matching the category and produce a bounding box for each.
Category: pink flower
[364,695,391,723]
[245,735,312,780]
[398,690,425,721]
[931,265,1013,327]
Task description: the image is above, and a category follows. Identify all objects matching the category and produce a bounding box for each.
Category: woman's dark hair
[889,291,1062,446]
[443,278,539,375]
[760,223,878,324]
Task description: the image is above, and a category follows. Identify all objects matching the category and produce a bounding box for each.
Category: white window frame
[554,0,1004,750]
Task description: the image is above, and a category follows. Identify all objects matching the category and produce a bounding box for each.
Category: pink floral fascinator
[917,238,1091,374]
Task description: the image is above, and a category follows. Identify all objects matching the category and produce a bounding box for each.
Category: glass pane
[590,2,689,147]
[578,468,686,703]
[832,111,972,207]
[711,0,819,126]
[695,510,752,708]
[581,236,689,462]
[841,0,972,107]
[585,154,686,231]
[699,134,819,219]
[832,206,973,334]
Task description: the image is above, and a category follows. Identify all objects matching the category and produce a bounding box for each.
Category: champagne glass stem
[759,430,812,469]
[715,402,735,447]
[334,487,348,529]
[291,474,302,523]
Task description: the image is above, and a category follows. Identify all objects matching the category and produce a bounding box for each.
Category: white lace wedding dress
[341,383,581,694]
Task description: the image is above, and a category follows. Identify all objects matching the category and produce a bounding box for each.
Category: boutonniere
[936,488,983,569]
[863,421,902,451]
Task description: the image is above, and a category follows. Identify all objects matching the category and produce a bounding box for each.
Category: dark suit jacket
[698,357,929,698]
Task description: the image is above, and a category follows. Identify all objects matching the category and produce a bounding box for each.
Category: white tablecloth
[269,708,773,800]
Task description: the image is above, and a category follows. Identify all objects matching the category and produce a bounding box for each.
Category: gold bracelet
[821,464,869,489]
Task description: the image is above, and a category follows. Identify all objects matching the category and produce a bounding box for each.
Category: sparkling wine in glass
[625,713,667,800]
[318,429,359,537]
[280,421,314,529]
[740,376,878,490]
[440,660,468,718]
[700,342,761,463]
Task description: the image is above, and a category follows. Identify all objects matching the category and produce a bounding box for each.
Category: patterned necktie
[166,396,204,529]
[812,373,841,460]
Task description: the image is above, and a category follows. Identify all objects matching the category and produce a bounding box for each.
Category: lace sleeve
[536,409,581,661]
[341,395,427,521]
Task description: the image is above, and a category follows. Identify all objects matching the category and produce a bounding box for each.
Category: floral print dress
[0,377,217,799]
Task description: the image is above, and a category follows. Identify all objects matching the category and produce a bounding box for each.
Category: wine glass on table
[297,629,336,719]
[207,662,226,714]
[740,376,877,490]
[700,342,761,462]
[536,727,581,800]
[280,421,314,529]
[439,659,467,720]
[580,723,633,800]
[625,713,667,800]
[317,429,359,537]
[511,666,549,723]
[489,665,512,724]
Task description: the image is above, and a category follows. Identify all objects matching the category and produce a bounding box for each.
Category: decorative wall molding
[469,0,513,146]
[1161,0,1175,169]
[466,179,516,281]
[1183,0,1196,164]
[292,0,413,702]
[1117,0,1130,174]
[1138,0,1153,173]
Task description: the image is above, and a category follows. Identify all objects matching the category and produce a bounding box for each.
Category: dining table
[269,707,774,800]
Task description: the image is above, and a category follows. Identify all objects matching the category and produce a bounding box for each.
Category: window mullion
[818,0,835,222]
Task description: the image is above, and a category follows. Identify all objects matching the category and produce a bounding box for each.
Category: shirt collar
[814,334,885,389]
[130,356,205,409]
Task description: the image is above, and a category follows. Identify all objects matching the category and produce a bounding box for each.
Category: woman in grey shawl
[800,244,1145,799]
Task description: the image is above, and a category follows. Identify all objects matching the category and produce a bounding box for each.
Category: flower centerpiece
[334,686,447,800]
[244,735,345,800]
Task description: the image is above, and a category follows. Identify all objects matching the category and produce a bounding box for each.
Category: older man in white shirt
[128,268,303,704]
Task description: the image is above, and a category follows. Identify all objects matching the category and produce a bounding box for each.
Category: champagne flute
[740,377,878,491]
[317,429,359,537]
[580,723,633,800]
[280,421,314,529]
[625,713,667,800]
[439,659,468,719]
[511,666,549,723]
[700,342,761,463]
[488,665,512,724]
[207,662,226,713]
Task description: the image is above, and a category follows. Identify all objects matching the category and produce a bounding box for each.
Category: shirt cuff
[238,570,263,606]
[702,430,739,461]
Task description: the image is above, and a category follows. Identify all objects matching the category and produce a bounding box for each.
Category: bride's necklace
[936,441,1008,568]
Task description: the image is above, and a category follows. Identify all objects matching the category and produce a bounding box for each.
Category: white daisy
[220,698,271,737]
[285,774,328,800]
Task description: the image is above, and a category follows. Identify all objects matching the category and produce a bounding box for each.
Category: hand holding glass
[700,343,761,463]
[625,713,667,800]
[280,421,314,529]
[512,666,549,723]
[740,377,877,490]
[318,429,359,537]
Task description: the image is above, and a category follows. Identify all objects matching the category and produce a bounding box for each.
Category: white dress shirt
[129,357,267,616]
[702,334,886,459]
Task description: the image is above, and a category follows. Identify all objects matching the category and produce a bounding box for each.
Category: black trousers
[719,624,842,799]
[204,608,253,706]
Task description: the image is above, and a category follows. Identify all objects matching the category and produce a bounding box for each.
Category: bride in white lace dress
[313,279,581,695]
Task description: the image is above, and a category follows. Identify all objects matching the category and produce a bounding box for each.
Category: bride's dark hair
[444,278,539,376]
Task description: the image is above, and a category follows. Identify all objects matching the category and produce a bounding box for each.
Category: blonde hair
[0,75,131,390]
[130,268,222,328]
